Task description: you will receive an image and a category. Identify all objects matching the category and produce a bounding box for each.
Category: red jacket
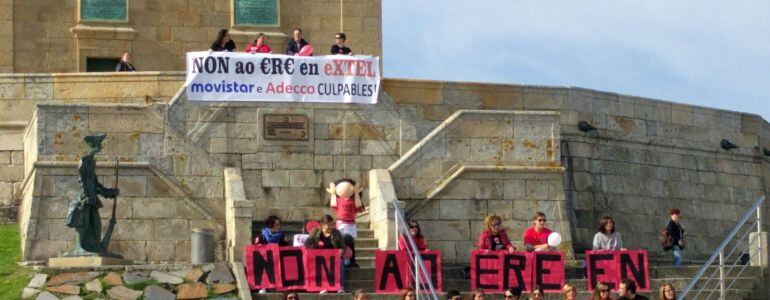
[477,229,515,251]
[399,235,427,251]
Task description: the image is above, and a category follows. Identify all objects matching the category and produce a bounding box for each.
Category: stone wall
[4,73,769,264]
[7,0,382,73]
[0,72,184,222]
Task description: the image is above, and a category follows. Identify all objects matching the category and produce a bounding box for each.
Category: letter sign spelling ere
[471,251,564,293]
[586,250,649,292]
[244,245,341,291]
[374,250,443,293]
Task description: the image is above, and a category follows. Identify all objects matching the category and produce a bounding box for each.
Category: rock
[28,274,48,288]
[184,268,203,282]
[85,278,103,293]
[201,264,215,273]
[149,270,183,284]
[22,287,41,299]
[211,283,235,294]
[103,272,123,286]
[46,272,100,286]
[169,269,189,278]
[61,296,83,300]
[45,285,80,295]
[106,286,143,300]
[143,285,175,300]
[206,263,234,284]
[122,273,151,285]
[35,291,59,300]
[176,283,207,299]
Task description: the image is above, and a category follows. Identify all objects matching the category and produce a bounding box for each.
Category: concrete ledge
[48,256,133,268]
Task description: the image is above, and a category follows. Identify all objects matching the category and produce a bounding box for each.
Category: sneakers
[319,290,328,294]
[258,289,267,294]
[338,289,345,293]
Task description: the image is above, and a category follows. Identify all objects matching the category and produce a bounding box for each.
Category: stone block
[288,170,321,188]
[526,180,549,200]
[333,155,372,171]
[48,256,132,268]
[434,179,474,199]
[131,198,173,219]
[0,182,11,206]
[512,200,539,221]
[0,151,9,164]
[503,180,526,199]
[439,200,487,220]
[146,177,175,197]
[48,219,75,241]
[242,153,273,170]
[273,152,314,169]
[428,241,457,260]
[475,180,503,200]
[328,124,386,140]
[361,140,398,156]
[147,240,176,261]
[154,219,190,241]
[262,170,290,187]
[420,220,470,241]
[39,197,69,218]
[0,164,22,181]
[114,219,154,241]
[488,200,513,220]
[314,139,360,155]
[313,155,334,170]
[116,176,147,197]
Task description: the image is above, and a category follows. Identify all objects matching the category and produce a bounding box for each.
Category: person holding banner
[591,281,614,300]
[593,216,624,251]
[398,220,427,251]
[658,283,676,300]
[477,215,517,252]
[331,32,354,55]
[304,215,346,292]
[561,283,577,300]
[245,33,272,54]
[210,29,236,52]
[665,208,685,267]
[287,28,311,56]
[523,212,554,252]
[617,279,649,300]
[254,215,289,246]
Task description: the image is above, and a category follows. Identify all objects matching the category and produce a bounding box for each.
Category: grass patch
[124,279,158,291]
[0,224,30,299]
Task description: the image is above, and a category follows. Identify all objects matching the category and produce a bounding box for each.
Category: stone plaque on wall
[264,114,309,140]
[81,0,127,21]
[256,108,313,152]
[234,0,279,26]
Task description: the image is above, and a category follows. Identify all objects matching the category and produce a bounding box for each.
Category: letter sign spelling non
[278,247,305,291]
[244,244,282,290]
[305,248,341,292]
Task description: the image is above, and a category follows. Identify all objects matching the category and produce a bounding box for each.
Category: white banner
[185,51,380,103]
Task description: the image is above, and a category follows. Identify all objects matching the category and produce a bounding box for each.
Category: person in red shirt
[245,33,272,54]
[398,220,427,251]
[523,211,554,252]
[477,214,516,252]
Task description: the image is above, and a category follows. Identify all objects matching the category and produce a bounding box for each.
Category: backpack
[659,230,673,251]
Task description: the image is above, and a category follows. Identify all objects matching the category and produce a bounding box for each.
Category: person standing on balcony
[524,212,554,252]
[210,29,236,52]
[245,33,272,54]
[286,28,311,55]
[115,52,136,72]
[666,208,685,267]
[398,220,427,251]
[331,32,353,55]
[477,214,516,253]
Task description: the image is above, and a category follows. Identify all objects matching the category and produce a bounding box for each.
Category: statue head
[332,178,357,198]
[83,133,107,153]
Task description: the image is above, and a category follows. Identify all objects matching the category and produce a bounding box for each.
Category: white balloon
[547,232,562,247]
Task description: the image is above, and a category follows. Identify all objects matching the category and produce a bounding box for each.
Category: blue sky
[382,1,770,121]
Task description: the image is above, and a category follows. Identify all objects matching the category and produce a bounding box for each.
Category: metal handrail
[677,194,765,300]
[394,197,439,300]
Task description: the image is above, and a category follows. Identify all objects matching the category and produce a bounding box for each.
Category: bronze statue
[65,133,121,257]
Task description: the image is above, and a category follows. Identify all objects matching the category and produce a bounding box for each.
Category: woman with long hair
[477,215,516,253]
[591,281,613,300]
[245,33,271,53]
[659,283,676,300]
[593,215,623,250]
[471,289,485,300]
[561,283,577,300]
[211,29,236,51]
[400,288,416,300]
[398,220,427,251]
[528,285,544,300]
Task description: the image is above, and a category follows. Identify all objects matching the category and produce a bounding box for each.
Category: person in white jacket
[593,215,624,250]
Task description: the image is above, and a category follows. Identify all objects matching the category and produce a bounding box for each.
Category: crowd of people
[252,207,685,298]
[115,27,357,72]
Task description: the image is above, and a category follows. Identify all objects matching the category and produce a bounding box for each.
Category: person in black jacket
[331,32,353,55]
[286,28,310,55]
[115,52,136,72]
[210,29,236,52]
[666,208,685,267]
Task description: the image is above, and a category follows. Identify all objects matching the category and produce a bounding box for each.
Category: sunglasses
[536,219,547,222]
[492,222,502,227]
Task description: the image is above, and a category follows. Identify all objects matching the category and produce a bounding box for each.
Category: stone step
[353,238,379,248]
[355,229,374,239]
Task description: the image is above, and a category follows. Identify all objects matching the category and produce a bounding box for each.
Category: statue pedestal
[48,256,133,268]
